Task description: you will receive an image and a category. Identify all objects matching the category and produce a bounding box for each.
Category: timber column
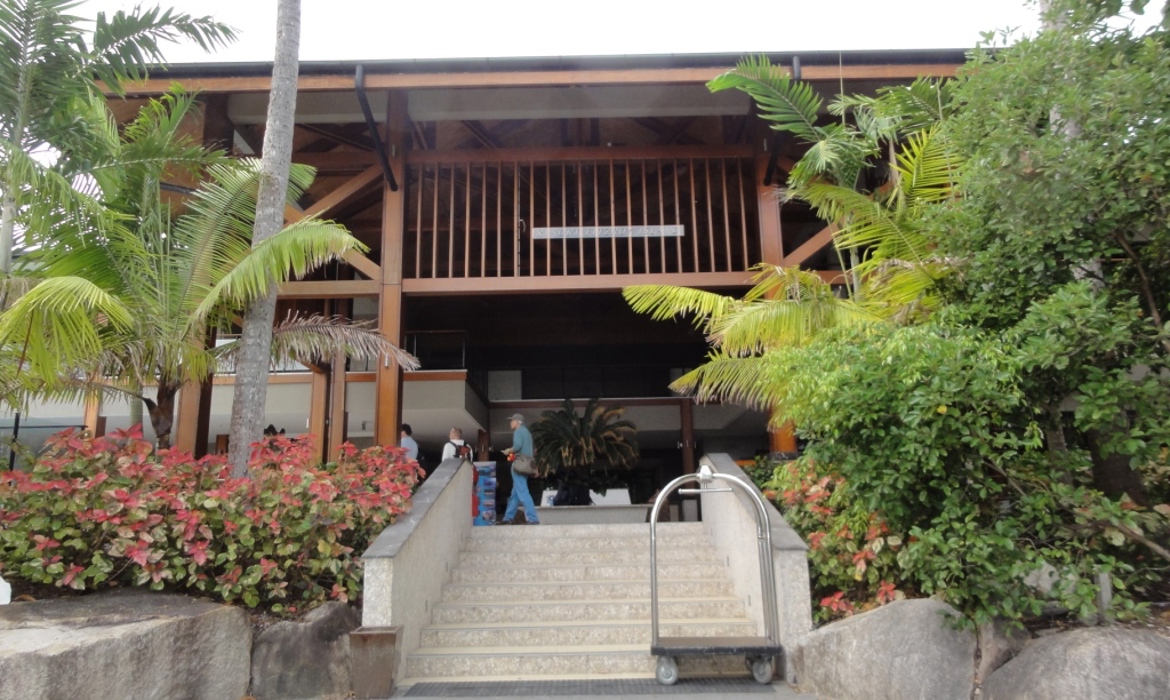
[757,153,798,455]
[375,90,408,446]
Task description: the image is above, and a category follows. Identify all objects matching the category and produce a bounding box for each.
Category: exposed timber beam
[278,280,380,298]
[117,64,959,96]
[781,225,835,268]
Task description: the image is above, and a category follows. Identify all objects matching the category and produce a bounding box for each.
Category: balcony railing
[403,146,759,281]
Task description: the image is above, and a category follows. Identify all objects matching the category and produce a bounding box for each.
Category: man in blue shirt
[400,424,419,460]
[501,413,540,525]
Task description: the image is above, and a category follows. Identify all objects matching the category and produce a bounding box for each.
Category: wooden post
[308,367,328,463]
[679,399,695,474]
[375,90,408,447]
[329,350,347,461]
[757,154,784,264]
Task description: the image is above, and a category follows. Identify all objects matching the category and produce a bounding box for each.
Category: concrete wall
[361,458,473,680]
[698,453,812,682]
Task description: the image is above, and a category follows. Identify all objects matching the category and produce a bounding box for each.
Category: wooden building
[110,50,962,477]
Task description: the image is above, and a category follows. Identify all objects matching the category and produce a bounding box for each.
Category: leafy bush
[767,322,1166,626]
[764,457,906,622]
[0,427,423,614]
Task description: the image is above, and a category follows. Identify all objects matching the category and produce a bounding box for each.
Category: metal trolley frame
[649,463,783,685]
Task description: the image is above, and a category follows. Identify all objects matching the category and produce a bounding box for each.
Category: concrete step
[440,578,735,603]
[466,522,705,540]
[404,644,751,680]
[449,561,730,584]
[430,597,745,625]
[420,618,759,648]
[461,533,712,553]
[458,545,720,568]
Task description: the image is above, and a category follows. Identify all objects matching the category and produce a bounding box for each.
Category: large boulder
[792,598,976,700]
[982,626,1170,700]
[250,601,360,700]
[0,590,251,700]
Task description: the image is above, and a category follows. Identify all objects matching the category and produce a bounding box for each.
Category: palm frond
[621,284,738,331]
[89,6,236,94]
[189,219,367,321]
[213,313,419,372]
[708,55,824,143]
[0,275,133,383]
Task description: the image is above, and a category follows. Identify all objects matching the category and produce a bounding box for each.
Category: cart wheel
[747,655,773,684]
[655,655,679,685]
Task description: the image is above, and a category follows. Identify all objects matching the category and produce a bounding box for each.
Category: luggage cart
[649,463,783,685]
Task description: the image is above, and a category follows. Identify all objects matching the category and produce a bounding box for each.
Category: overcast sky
[74,0,1056,65]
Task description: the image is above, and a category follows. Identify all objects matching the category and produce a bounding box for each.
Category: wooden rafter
[781,225,835,268]
[461,120,504,149]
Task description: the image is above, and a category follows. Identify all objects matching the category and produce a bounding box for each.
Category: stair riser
[405,650,750,679]
[459,548,720,567]
[449,562,729,584]
[420,622,759,648]
[462,535,712,552]
[467,523,706,539]
[441,580,734,603]
[431,599,744,625]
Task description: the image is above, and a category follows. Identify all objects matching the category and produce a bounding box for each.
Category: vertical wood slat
[738,159,749,268]
[448,163,456,276]
[431,164,440,278]
[464,164,472,278]
[689,158,699,273]
[545,163,552,275]
[577,164,585,276]
[608,159,616,274]
[673,159,683,273]
[528,161,535,277]
[625,160,634,273]
[592,162,600,275]
[640,160,649,274]
[480,162,487,278]
[513,163,520,276]
[414,165,424,278]
[721,158,732,272]
[561,162,567,275]
[705,159,716,273]
[495,163,502,277]
[659,161,669,273]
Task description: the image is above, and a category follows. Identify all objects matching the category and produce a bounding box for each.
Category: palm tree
[0,0,235,274]
[228,0,301,477]
[622,59,961,415]
[531,398,639,503]
[3,92,416,448]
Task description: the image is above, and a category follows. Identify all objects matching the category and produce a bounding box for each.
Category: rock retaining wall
[0,591,251,700]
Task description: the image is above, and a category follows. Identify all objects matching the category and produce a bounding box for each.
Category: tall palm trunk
[227,0,301,477]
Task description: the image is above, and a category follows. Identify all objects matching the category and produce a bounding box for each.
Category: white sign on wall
[533,225,684,240]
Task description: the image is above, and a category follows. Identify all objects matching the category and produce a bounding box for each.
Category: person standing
[501,413,539,525]
[400,424,419,460]
[441,427,468,461]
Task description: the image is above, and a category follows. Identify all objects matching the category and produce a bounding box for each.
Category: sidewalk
[393,678,813,698]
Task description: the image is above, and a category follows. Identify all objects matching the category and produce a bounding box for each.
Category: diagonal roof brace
[354,64,399,192]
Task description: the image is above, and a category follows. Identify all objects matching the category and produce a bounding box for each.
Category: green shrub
[0,426,423,614]
[763,457,907,622]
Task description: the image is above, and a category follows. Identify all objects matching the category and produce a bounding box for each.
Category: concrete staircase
[402,522,757,684]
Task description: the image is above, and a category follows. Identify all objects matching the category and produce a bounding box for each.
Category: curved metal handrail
[649,462,780,646]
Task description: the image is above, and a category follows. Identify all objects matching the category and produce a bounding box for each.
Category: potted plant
[531,398,639,505]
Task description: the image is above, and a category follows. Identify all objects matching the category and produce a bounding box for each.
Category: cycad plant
[531,398,639,501]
